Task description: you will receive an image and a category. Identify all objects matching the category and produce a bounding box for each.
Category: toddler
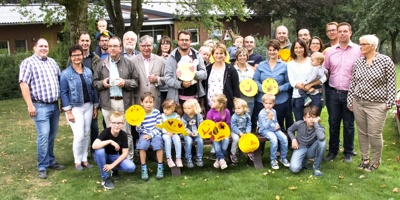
[230,98,253,162]
[258,94,290,170]
[227,35,243,63]
[95,19,114,41]
[199,46,211,66]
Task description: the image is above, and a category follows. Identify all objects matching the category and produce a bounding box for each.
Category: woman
[310,36,324,54]
[204,43,240,113]
[253,39,291,132]
[234,47,255,116]
[287,39,326,121]
[347,34,396,172]
[60,44,99,170]
[156,36,172,108]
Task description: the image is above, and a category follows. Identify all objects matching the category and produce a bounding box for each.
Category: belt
[110,96,123,100]
[32,100,58,104]
[331,88,348,93]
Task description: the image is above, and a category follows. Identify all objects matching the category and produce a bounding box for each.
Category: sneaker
[102,177,114,189]
[196,157,204,167]
[38,170,47,179]
[344,154,353,163]
[304,97,312,107]
[167,158,176,168]
[302,159,309,169]
[210,153,217,161]
[247,153,255,161]
[175,158,183,167]
[279,158,290,167]
[213,160,220,169]
[75,165,83,171]
[187,159,194,168]
[271,160,279,170]
[141,168,149,181]
[324,153,336,161]
[82,162,93,168]
[156,167,164,180]
[313,169,323,176]
[219,159,228,170]
[49,162,65,170]
[111,170,119,179]
[230,154,239,164]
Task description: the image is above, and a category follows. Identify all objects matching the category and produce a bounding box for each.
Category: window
[15,39,27,53]
[0,41,10,55]
[188,28,199,45]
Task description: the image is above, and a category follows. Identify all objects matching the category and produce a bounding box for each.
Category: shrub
[0,53,30,100]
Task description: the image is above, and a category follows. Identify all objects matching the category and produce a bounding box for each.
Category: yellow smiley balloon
[125,105,146,126]
[176,63,196,81]
[211,122,231,141]
[239,133,260,153]
[156,118,188,136]
[240,79,258,97]
[262,78,279,95]
[197,120,215,139]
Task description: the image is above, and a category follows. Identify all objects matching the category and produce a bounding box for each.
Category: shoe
[279,158,290,167]
[196,157,204,167]
[304,97,312,107]
[210,153,217,161]
[156,167,164,180]
[344,154,353,163]
[352,151,358,156]
[219,159,228,170]
[365,163,379,172]
[271,160,279,170]
[302,159,309,169]
[324,153,336,161]
[38,170,47,179]
[247,153,255,161]
[213,160,220,169]
[82,162,93,168]
[313,169,323,176]
[230,154,238,164]
[111,170,119,179]
[102,177,114,189]
[175,158,183,167]
[49,162,65,170]
[187,159,194,168]
[141,168,149,181]
[358,159,370,170]
[167,158,176,168]
[75,165,83,171]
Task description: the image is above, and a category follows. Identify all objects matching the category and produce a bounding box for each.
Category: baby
[95,19,114,41]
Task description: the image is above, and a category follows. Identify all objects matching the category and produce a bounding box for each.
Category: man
[95,34,110,60]
[244,35,263,71]
[121,31,140,58]
[93,36,139,160]
[19,38,65,179]
[298,29,311,48]
[275,25,291,50]
[132,35,165,109]
[78,32,101,155]
[164,30,207,106]
[323,22,362,162]
[324,22,339,49]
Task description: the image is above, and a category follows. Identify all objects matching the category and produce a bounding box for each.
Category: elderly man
[324,22,339,49]
[244,35,263,71]
[93,36,139,161]
[122,31,139,58]
[19,38,65,179]
[95,33,110,60]
[298,29,311,47]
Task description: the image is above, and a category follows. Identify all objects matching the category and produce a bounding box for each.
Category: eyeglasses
[100,39,109,42]
[326,29,337,33]
[359,43,370,47]
[111,122,124,126]
[140,45,152,48]
[71,54,82,58]
[108,45,120,49]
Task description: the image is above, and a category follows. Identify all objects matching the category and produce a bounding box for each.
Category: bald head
[298,29,311,45]
[275,25,289,45]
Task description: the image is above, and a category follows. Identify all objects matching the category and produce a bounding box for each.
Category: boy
[227,35,243,63]
[95,19,114,41]
[288,105,326,176]
[136,92,164,181]
[92,111,136,190]
[258,94,290,170]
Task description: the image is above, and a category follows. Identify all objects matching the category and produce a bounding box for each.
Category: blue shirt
[231,113,252,134]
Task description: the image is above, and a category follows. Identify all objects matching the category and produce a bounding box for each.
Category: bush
[0,53,30,100]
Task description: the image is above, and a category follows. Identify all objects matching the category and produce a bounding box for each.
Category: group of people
[18,19,396,190]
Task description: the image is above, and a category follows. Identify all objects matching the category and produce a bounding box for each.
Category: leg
[33,103,55,170]
[171,134,182,158]
[309,93,322,111]
[353,99,369,161]
[340,92,354,156]
[275,131,289,160]
[47,103,60,167]
[151,135,164,163]
[184,136,193,160]
[82,103,93,163]
[365,101,387,165]
[289,148,308,173]
[308,140,326,170]
[260,131,278,161]
[136,135,150,165]
[162,134,173,159]
[68,106,86,165]
[327,89,342,156]
[230,133,240,155]
[94,148,109,178]
[213,141,225,160]
[195,136,204,159]
[292,97,305,122]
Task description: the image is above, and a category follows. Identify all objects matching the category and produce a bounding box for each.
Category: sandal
[358,159,369,170]
[365,163,379,172]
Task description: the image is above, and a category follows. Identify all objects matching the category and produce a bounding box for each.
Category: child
[95,19,114,41]
[92,111,136,190]
[199,46,211,66]
[136,92,164,181]
[258,94,290,170]
[207,94,231,170]
[299,52,327,106]
[182,99,204,168]
[227,35,243,63]
[230,98,253,163]
[161,99,184,168]
[288,105,325,176]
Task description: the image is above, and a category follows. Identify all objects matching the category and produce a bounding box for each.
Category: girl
[161,99,184,168]
[230,98,253,162]
[182,99,204,168]
[206,94,231,170]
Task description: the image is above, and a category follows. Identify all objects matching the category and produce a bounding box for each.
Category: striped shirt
[136,108,162,138]
[18,54,60,103]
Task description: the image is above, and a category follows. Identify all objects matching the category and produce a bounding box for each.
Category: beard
[124,44,135,51]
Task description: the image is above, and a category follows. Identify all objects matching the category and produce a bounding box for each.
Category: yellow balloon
[156,118,188,136]
[197,120,215,139]
[239,133,260,153]
[176,63,196,81]
[239,79,258,97]
[211,122,231,142]
[278,49,292,62]
[125,105,146,126]
[262,78,279,95]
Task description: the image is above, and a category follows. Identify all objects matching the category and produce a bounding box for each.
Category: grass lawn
[1,67,400,199]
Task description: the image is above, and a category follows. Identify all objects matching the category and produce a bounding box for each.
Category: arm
[225,109,231,127]
[313,122,326,141]
[258,110,275,132]
[20,82,36,117]
[385,57,396,109]
[105,148,128,171]
[60,73,71,111]
[230,66,241,98]
[230,114,241,135]
[121,59,139,90]
[287,122,299,149]
[245,114,252,133]
[194,53,207,81]
[278,65,291,92]
[92,62,110,91]
[253,66,263,93]
[347,61,359,110]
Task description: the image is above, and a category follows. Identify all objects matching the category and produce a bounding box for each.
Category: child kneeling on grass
[92,111,136,190]
[288,105,326,176]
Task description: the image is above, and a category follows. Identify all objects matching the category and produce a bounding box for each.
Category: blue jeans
[213,138,229,160]
[183,135,204,160]
[253,100,289,132]
[94,148,136,178]
[136,134,163,151]
[327,89,354,155]
[33,102,60,171]
[292,93,322,122]
[162,134,182,158]
[290,140,326,173]
[259,130,288,160]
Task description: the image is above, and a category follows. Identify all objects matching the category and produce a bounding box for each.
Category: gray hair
[123,31,137,41]
[139,35,154,45]
[359,34,379,51]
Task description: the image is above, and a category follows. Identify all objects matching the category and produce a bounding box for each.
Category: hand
[308,88,315,93]
[168,132,173,137]
[102,78,111,88]
[315,116,321,123]
[304,84,311,90]
[148,74,157,83]
[67,111,75,123]
[111,141,120,151]
[143,134,151,140]
[28,104,36,117]
[275,124,280,131]
[268,111,274,120]
[117,78,125,88]
[239,132,244,137]
[182,81,191,88]
[347,106,353,112]
[292,139,299,149]
[103,164,114,172]
[299,83,305,89]
[191,132,197,137]
[93,108,98,118]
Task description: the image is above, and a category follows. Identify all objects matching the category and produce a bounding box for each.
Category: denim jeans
[213,138,229,160]
[292,93,322,122]
[259,130,288,160]
[33,102,60,171]
[94,148,136,178]
[162,134,182,159]
[183,135,204,160]
[230,133,240,155]
[327,89,354,155]
[290,140,326,173]
[252,100,289,132]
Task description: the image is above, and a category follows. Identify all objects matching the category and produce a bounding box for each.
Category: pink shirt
[323,41,362,91]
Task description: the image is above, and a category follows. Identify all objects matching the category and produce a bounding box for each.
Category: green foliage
[253,35,269,60]
[0,53,30,100]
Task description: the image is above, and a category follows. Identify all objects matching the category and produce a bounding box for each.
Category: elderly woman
[234,47,255,116]
[60,44,99,170]
[347,34,396,172]
[309,36,324,54]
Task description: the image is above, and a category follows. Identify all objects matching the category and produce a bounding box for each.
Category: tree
[55,0,88,43]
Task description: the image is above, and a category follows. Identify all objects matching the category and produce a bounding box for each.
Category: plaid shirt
[19,54,60,103]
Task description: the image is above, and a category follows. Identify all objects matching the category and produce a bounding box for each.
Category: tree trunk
[390,30,399,63]
[104,0,125,38]
[56,0,88,44]
[130,0,144,34]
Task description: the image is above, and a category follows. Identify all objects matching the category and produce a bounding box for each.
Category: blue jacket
[60,65,99,110]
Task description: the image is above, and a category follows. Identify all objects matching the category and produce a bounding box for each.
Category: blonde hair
[162,98,183,116]
[110,111,124,121]
[234,98,249,113]
[311,52,325,65]
[183,99,202,115]
[213,94,227,117]
[262,93,276,103]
